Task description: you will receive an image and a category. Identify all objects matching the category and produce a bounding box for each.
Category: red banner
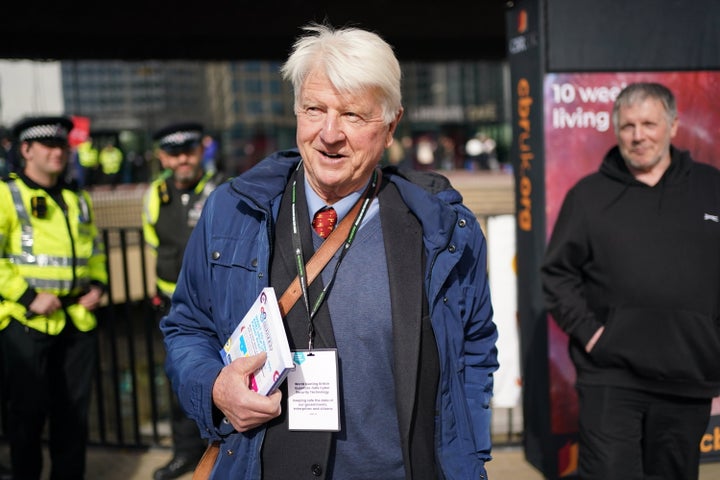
[69,115,91,147]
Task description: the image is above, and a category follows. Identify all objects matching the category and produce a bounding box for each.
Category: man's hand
[585,326,605,353]
[78,286,104,311]
[212,352,282,432]
[28,292,61,317]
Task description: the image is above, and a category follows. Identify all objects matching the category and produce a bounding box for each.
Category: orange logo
[517,9,528,34]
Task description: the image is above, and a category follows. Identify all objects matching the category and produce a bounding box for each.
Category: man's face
[23,140,69,182]
[295,69,402,204]
[158,144,204,187]
[616,97,678,175]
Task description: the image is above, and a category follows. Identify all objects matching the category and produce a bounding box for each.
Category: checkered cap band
[159,130,202,148]
[19,123,70,142]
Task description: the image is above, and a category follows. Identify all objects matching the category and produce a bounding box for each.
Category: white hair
[280,23,403,125]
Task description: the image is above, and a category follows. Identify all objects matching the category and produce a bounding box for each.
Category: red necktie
[312,207,337,239]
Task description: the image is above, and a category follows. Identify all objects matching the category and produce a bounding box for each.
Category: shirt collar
[304,176,364,224]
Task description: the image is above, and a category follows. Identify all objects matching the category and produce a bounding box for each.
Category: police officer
[143,122,224,480]
[76,136,99,187]
[97,140,123,186]
[0,116,107,480]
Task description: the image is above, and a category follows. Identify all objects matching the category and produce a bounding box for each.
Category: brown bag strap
[192,169,382,480]
[192,442,220,480]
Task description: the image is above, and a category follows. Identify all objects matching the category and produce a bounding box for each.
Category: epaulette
[158,180,171,204]
[2,172,18,183]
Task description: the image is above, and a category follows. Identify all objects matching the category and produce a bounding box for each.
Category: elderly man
[161,23,498,479]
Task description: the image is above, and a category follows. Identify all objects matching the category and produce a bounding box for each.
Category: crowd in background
[1,125,509,187]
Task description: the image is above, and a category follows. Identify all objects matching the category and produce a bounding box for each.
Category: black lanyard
[290,166,379,350]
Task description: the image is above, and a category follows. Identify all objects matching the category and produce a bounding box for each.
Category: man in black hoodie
[542,82,720,480]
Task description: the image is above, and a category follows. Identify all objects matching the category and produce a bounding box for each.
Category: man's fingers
[232,351,268,375]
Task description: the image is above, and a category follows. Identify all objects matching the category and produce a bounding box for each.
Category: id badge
[287,349,340,431]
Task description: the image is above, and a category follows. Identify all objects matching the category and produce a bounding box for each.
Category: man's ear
[385,108,404,148]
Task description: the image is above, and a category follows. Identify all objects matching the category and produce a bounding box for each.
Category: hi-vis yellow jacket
[0,173,107,334]
[142,169,221,297]
[99,145,123,174]
[77,140,99,168]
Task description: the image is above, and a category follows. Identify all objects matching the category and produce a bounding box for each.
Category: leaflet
[219,287,294,395]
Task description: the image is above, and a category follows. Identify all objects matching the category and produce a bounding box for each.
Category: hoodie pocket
[592,307,720,382]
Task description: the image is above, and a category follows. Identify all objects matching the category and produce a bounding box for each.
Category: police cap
[12,115,74,147]
[153,122,204,154]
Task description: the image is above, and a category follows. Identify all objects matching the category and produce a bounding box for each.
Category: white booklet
[219,287,294,395]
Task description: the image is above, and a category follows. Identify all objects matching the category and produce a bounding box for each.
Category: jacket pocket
[592,307,720,382]
[208,236,258,271]
[207,236,261,335]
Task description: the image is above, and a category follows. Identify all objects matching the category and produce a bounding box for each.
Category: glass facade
[61,59,510,180]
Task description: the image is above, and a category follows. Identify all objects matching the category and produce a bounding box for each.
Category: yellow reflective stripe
[7,181,34,254]
[78,193,92,223]
[8,181,29,221]
[9,253,88,267]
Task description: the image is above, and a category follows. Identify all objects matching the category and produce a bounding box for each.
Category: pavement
[2,443,720,479]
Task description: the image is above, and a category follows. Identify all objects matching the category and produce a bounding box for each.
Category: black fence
[88,227,169,449]
[1,227,522,451]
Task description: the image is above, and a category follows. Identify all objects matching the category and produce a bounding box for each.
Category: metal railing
[90,227,169,449]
